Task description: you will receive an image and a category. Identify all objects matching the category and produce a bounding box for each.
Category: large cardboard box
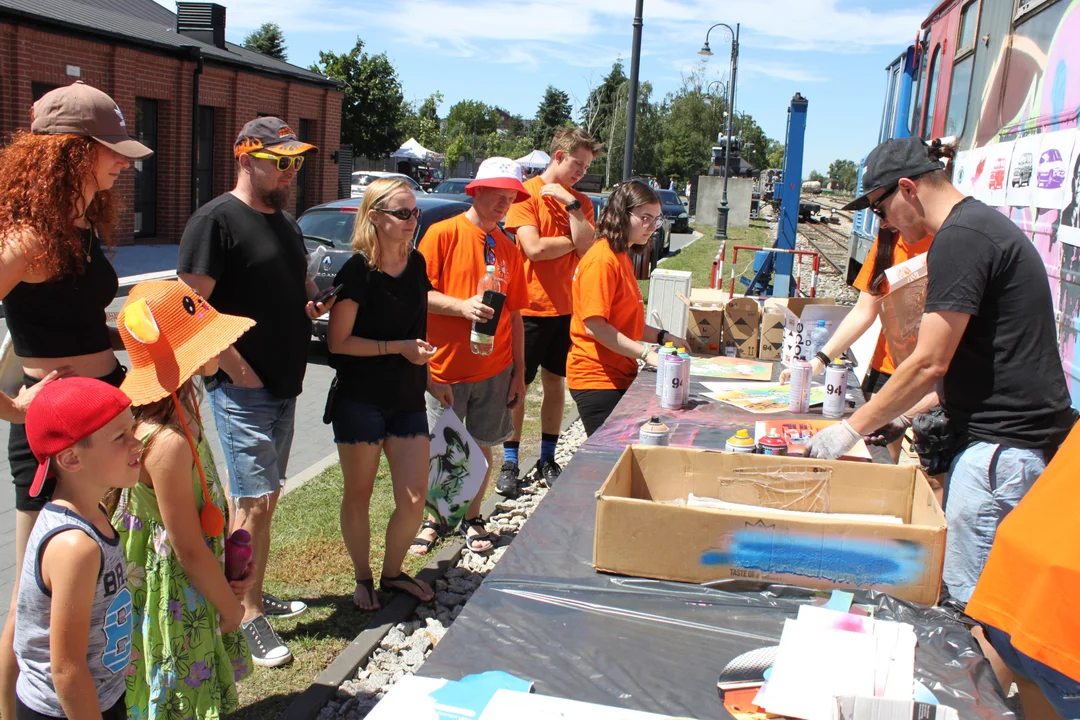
[763,298,851,365]
[758,309,786,360]
[680,289,727,355]
[593,446,946,605]
[722,297,760,358]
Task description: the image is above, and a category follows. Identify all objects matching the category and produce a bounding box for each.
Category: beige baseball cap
[31,81,153,160]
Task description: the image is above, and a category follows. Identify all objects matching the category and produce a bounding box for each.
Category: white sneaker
[262,591,308,619]
[241,615,293,668]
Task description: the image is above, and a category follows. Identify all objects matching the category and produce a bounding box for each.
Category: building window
[134,98,158,238]
[945,1,980,138]
[909,34,929,137]
[296,119,314,215]
[922,45,942,140]
[197,106,215,208]
[31,83,58,101]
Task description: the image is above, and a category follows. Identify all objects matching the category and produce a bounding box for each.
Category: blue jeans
[985,626,1080,718]
[209,382,297,499]
[942,442,1046,603]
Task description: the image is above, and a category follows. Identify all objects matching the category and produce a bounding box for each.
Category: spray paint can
[758,429,788,456]
[639,416,672,446]
[676,348,692,406]
[787,358,812,414]
[822,359,848,419]
[725,428,757,453]
[661,354,686,410]
[655,342,676,396]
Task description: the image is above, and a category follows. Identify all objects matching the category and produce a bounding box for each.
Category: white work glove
[806,420,861,460]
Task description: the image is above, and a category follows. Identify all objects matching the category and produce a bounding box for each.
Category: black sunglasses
[375,207,421,221]
[870,184,900,221]
[484,234,497,266]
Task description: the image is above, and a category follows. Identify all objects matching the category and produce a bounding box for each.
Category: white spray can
[655,343,676,396]
[661,354,686,410]
[822,359,848,419]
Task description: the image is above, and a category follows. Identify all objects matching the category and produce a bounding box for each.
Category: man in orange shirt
[411,157,529,554]
[501,127,601,496]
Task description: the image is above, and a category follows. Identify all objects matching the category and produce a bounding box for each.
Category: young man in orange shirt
[411,158,530,554]
[500,128,601,496]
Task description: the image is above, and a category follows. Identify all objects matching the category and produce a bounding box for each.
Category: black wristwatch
[815,351,831,368]
[565,199,582,213]
[656,330,668,346]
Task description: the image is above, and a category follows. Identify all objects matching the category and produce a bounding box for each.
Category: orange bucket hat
[119,280,254,406]
[119,280,254,537]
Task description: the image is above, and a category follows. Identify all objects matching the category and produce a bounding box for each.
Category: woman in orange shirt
[568,181,684,436]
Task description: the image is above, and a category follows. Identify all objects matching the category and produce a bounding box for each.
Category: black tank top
[3,230,118,358]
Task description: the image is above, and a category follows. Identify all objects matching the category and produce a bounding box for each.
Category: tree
[580,61,628,139]
[766,140,785,169]
[808,169,827,183]
[532,86,572,148]
[604,81,664,184]
[401,92,444,149]
[828,158,859,192]
[311,38,408,159]
[244,23,287,61]
[445,100,501,138]
[657,68,727,182]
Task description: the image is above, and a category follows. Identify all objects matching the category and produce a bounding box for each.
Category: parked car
[1037,148,1066,189]
[350,171,426,199]
[988,158,1007,191]
[298,196,471,341]
[586,193,669,278]
[1011,152,1033,189]
[657,189,691,234]
[430,178,475,204]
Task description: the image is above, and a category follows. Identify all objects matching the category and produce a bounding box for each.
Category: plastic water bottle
[470,266,504,356]
[224,529,253,581]
[808,320,829,360]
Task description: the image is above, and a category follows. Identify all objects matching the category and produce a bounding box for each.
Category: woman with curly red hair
[0,81,152,720]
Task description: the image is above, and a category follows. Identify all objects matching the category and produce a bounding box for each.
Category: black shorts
[16,694,125,719]
[860,367,891,401]
[11,364,126,512]
[570,388,628,437]
[523,315,572,384]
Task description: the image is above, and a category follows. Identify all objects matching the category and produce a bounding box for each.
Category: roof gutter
[184,45,203,215]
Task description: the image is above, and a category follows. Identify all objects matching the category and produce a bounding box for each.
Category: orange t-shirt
[852,232,933,375]
[567,239,645,391]
[966,422,1080,683]
[503,175,595,317]
[419,214,528,385]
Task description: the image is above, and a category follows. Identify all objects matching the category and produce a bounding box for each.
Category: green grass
[225,381,551,718]
[639,221,771,302]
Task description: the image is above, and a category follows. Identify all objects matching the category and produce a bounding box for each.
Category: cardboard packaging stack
[681,289,727,355]
[723,298,761,358]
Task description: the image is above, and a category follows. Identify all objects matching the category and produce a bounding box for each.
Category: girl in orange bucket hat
[111,280,256,718]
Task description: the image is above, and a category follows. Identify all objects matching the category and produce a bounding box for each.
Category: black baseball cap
[842,137,945,211]
[233,116,317,158]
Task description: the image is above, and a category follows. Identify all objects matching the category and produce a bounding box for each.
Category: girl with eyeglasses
[324,177,437,611]
[567,181,687,436]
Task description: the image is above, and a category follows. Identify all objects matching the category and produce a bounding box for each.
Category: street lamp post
[699,22,740,240]
[622,0,644,183]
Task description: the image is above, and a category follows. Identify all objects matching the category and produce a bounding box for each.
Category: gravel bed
[319,421,588,720]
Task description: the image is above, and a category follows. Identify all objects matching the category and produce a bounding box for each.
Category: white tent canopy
[392,138,443,163]
[515,149,551,170]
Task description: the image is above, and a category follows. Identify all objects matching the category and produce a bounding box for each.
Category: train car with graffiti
[847,0,1080,407]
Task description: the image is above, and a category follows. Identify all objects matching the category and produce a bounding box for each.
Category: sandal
[353,578,380,612]
[459,516,495,554]
[409,520,446,556]
[379,572,434,602]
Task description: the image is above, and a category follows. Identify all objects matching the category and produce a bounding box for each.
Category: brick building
[0,0,344,245]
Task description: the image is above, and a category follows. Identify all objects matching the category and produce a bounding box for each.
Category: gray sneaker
[262,592,307,619]
[242,615,293,667]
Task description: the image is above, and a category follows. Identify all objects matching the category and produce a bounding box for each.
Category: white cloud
[739,59,829,84]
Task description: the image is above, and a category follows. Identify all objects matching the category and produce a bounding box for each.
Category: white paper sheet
[1005,134,1041,207]
[1033,129,1077,209]
[980,141,1014,206]
[478,689,673,719]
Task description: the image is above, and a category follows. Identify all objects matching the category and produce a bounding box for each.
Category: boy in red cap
[12,378,142,720]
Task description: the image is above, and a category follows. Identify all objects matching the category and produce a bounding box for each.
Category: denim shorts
[942,442,1046,603]
[209,382,297,499]
[985,626,1080,718]
[331,395,429,445]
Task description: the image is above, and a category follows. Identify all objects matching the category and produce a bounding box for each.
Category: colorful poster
[979,141,1014,206]
[952,147,985,198]
[755,419,873,461]
[1032,129,1076,210]
[1005,134,1041,207]
[426,409,488,528]
[703,382,826,414]
[690,356,773,381]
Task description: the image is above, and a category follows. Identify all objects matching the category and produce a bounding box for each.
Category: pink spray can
[224,529,253,581]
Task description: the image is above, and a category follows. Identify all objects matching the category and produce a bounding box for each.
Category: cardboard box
[680,289,727,355]
[759,309,786,360]
[722,298,760,358]
[763,298,851,365]
[593,446,946,606]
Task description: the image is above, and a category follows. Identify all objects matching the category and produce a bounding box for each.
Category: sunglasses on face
[484,234,497,266]
[870,184,900,221]
[375,206,421,221]
[248,152,305,172]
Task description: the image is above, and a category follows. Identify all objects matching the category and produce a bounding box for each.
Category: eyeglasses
[375,207,422,221]
[484,234,497,266]
[869,184,899,221]
[248,152,305,172]
[632,212,664,229]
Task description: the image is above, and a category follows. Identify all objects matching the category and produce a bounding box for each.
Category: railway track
[799,220,850,274]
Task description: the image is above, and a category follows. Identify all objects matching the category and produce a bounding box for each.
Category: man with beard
[177,117,330,667]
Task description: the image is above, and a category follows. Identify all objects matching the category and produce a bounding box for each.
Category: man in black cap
[178,117,332,667]
[807,136,1076,607]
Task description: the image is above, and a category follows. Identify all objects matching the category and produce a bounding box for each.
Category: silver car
[350,171,426,198]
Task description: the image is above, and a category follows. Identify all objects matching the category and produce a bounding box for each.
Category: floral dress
[114,427,252,720]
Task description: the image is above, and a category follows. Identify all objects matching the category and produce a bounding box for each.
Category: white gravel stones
[331,420,587,719]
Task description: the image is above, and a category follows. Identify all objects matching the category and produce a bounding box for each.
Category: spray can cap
[664,342,675,348]
[735,429,750,439]
[676,347,686,353]
[831,358,845,366]
[486,265,496,273]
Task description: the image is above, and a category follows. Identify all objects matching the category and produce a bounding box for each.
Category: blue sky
[154,0,930,177]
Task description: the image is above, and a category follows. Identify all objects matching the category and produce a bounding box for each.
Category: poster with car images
[426,409,487,530]
[952,147,986,198]
[1005,134,1041,207]
[1032,129,1076,210]
[980,140,1014,207]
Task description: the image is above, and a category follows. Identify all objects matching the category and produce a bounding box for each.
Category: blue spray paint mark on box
[701,529,924,586]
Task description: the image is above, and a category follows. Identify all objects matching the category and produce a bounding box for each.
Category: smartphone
[314,284,344,305]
